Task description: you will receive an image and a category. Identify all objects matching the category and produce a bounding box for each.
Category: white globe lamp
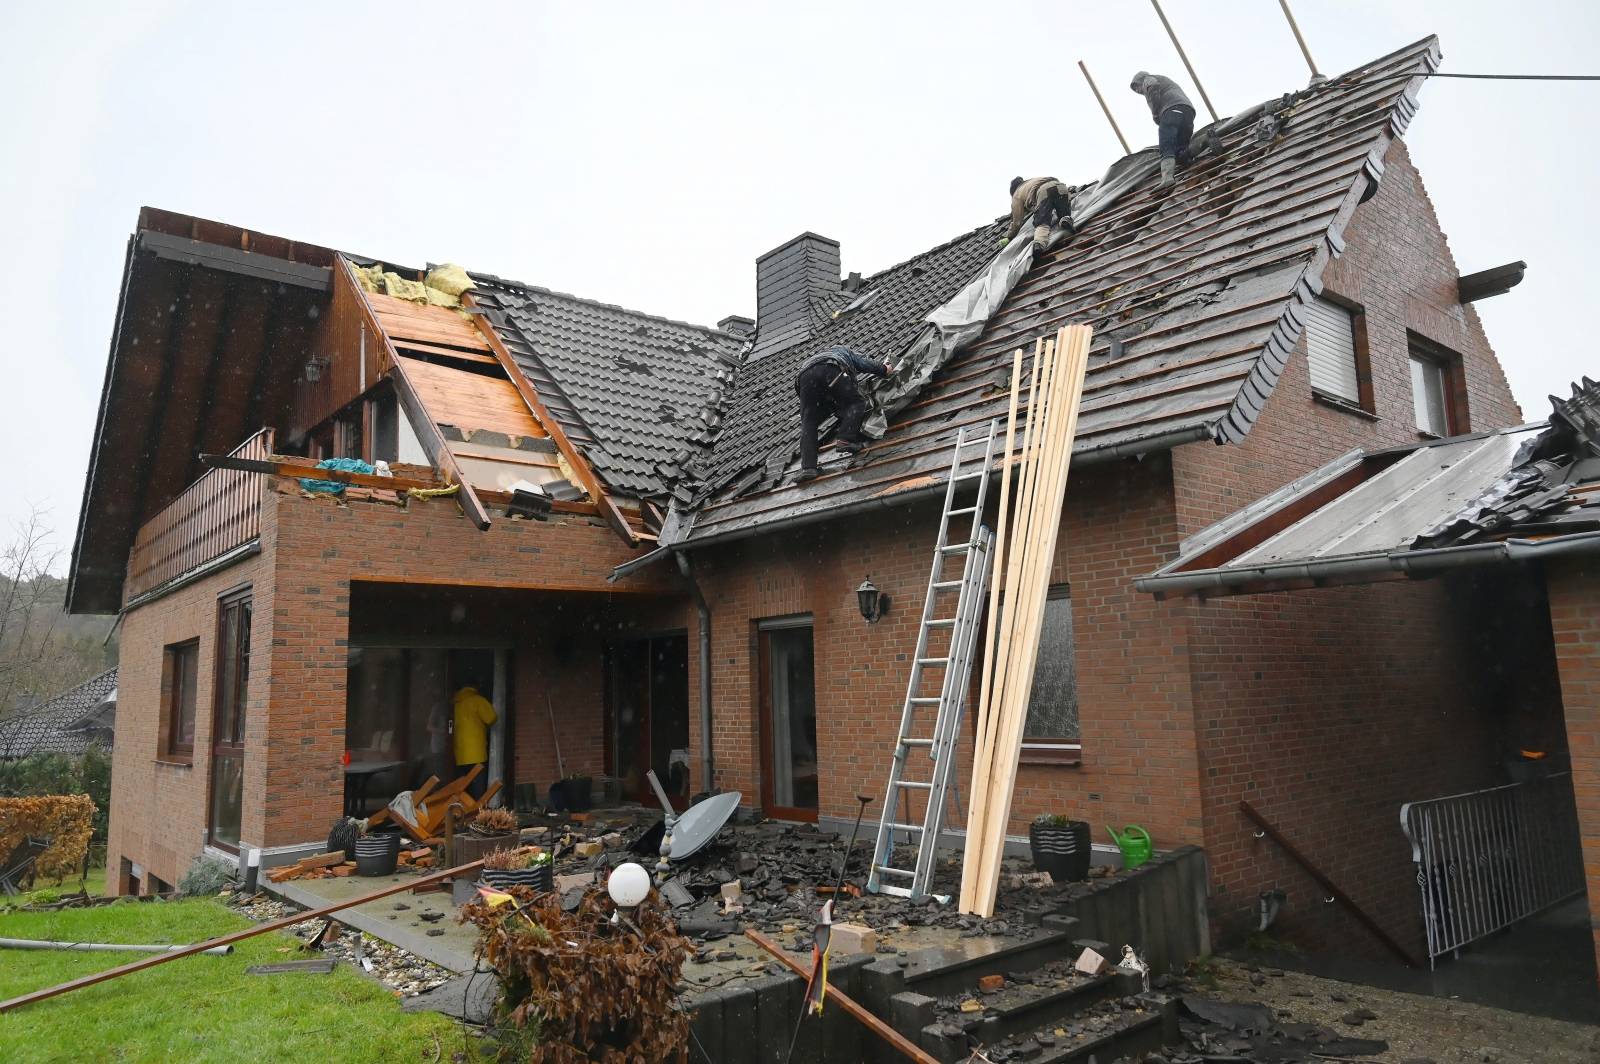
[607,862,652,909]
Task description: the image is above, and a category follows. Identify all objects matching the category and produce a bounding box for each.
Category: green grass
[1,864,108,911]
[0,898,462,1063]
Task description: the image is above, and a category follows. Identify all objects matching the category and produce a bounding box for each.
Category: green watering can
[1106,824,1153,869]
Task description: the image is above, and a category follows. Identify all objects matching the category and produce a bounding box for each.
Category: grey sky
[2,1,1592,570]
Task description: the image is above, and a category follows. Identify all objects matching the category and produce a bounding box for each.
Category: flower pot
[1029,820,1091,883]
[481,864,554,894]
[353,831,401,877]
[452,832,518,868]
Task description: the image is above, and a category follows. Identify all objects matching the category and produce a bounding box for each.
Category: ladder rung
[947,506,977,516]
[908,697,940,704]
[874,866,915,878]
[894,780,932,790]
[887,822,923,833]
[940,544,970,555]
[917,657,948,666]
[953,471,985,482]
[926,618,956,627]
[901,738,934,747]
[875,883,914,898]
[932,580,962,589]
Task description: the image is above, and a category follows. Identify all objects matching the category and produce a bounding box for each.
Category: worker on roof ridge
[1005,176,1074,258]
[1130,71,1195,189]
[794,345,895,482]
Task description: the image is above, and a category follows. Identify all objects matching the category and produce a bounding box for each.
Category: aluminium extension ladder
[866,420,999,901]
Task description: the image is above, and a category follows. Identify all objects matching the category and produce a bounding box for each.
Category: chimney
[717,315,755,339]
[753,232,840,358]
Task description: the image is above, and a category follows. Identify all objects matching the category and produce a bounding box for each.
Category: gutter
[1135,530,1600,596]
[675,553,716,791]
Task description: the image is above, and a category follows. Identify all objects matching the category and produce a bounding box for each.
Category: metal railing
[1400,771,1583,967]
[126,427,273,600]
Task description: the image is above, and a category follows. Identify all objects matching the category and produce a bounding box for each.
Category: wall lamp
[304,355,330,383]
[857,578,890,624]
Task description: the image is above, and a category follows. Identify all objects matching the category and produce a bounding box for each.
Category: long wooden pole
[1276,0,1321,80]
[1148,0,1219,122]
[0,859,487,1013]
[744,929,938,1064]
[971,327,1090,915]
[1078,60,1132,155]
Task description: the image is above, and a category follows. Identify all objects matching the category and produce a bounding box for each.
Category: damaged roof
[1137,378,1600,597]
[0,668,118,760]
[470,275,746,499]
[671,37,1442,546]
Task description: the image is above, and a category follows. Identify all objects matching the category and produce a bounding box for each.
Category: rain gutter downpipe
[675,552,715,792]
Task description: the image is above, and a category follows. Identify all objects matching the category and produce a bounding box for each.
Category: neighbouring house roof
[669,37,1442,547]
[0,668,118,760]
[471,275,745,498]
[1136,378,1600,597]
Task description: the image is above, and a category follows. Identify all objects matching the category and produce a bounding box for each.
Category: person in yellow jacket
[452,685,498,800]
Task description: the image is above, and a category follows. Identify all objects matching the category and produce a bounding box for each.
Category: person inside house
[452,681,497,800]
[1005,176,1074,256]
[1129,71,1195,188]
[794,344,895,482]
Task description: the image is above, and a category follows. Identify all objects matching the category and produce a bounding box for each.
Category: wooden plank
[336,259,491,531]
[198,454,439,493]
[396,355,546,440]
[393,340,499,366]
[367,292,491,349]
[0,860,487,1013]
[463,294,639,547]
[744,929,937,1064]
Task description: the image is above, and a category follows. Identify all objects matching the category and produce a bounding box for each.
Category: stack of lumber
[366,764,502,845]
[267,851,351,883]
[959,325,1092,917]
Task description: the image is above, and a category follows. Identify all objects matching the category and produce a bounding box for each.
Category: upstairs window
[160,640,199,760]
[1409,338,1462,437]
[1305,297,1367,409]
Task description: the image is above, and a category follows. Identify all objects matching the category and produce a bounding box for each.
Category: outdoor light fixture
[607,862,651,908]
[304,355,330,383]
[857,578,889,623]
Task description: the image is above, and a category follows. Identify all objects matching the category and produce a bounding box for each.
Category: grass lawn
[1,865,108,911]
[0,898,462,1063]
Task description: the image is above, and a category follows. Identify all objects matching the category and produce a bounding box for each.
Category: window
[1408,338,1461,437]
[1305,297,1366,408]
[160,640,199,760]
[1022,585,1081,761]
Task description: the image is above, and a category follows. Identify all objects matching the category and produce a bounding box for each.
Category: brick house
[69,35,1571,964]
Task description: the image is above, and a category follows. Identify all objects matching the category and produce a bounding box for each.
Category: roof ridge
[469,272,742,341]
[858,219,1004,288]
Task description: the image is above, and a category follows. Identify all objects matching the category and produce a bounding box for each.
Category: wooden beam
[334,257,492,531]
[744,929,938,1063]
[0,859,487,1013]
[462,293,639,547]
[198,454,441,493]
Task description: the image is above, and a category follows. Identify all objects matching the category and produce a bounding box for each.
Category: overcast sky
[2,1,1593,573]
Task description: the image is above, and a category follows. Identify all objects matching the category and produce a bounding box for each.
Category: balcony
[125,428,273,602]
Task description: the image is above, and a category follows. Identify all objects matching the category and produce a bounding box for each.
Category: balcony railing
[126,428,273,601]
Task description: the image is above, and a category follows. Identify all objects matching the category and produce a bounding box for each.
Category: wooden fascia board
[333,257,491,531]
[462,294,639,547]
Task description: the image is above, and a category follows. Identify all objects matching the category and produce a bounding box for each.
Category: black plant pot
[481,864,554,893]
[1029,820,1091,884]
[354,831,401,877]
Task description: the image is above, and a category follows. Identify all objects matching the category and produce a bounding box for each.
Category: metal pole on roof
[1147,0,1220,122]
[1078,61,1133,156]
[1276,0,1322,81]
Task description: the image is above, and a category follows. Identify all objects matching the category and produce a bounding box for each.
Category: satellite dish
[667,791,742,862]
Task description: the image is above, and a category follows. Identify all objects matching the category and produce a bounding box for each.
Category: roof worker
[1130,72,1195,189]
[1005,176,1074,257]
[795,345,895,482]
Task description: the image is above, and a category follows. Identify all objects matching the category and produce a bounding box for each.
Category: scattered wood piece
[978,974,1005,992]
[829,922,878,955]
[574,842,603,859]
[267,850,347,883]
[247,959,336,976]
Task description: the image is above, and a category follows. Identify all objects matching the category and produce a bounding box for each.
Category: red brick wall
[1169,137,1530,956]
[1549,560,1600,975]
[109,552,267,893]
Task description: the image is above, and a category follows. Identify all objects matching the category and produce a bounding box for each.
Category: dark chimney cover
[717,315,755,338]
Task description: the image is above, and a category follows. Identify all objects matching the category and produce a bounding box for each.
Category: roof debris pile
[664,37,1444,547]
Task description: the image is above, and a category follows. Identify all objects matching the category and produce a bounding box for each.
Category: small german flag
[803,899,834,1015]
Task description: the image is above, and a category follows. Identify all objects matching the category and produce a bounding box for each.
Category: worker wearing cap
[1005,176,1074,257]
[452,684,497,800]
[794,345,895,482]
[1130,71,1195,188]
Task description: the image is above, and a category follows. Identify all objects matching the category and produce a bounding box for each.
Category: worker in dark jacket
[1130,71,1195,188]
[1006,176,1073,256]
[794,345,894,481]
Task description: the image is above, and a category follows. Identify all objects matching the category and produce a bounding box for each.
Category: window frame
[1305,294,1376,415]
[159,638,200,762]
[1406,333,1466,438]
[1018,583,1082,764]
